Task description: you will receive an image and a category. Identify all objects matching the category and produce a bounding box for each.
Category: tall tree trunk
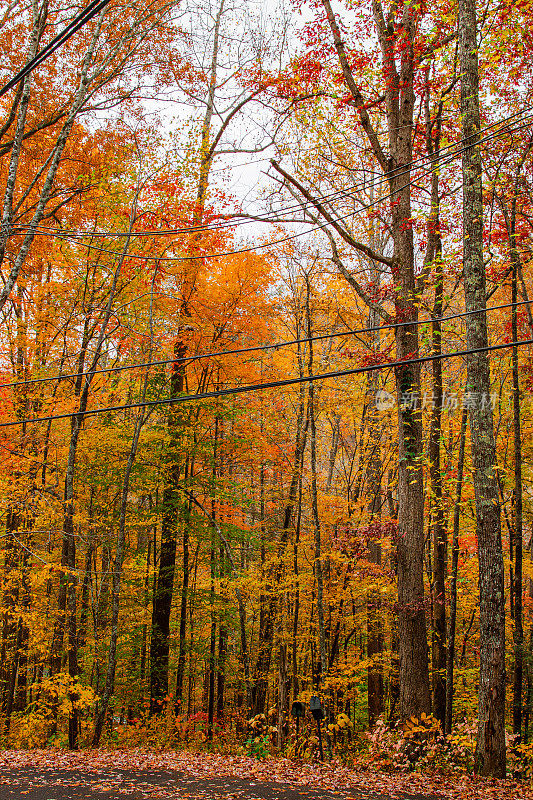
[174,461,192,711]
[252,460,273,716]
[78,493,95,655]
[92,410,147,746]
[459,0,505,775]
[139,536,152,698]
[216,452,228,720]
[150,377,186,713]
[326,415,340,490]
[445,407,467,734]
[430,251,446,729]
[393,241,431,719]
[207,534,217,739]
[1,512,31,729]
[306,281,327,684]
[525,615,533,743]
[252,366,308,715]
[292,479,302,701]
[291,330,306,703]
[208,415,219,739]
[277,641,288,749]
[216,558,227,720]
[510,189,524,741]
[424,96,447,730]
[1,511,22,715]
[366,292,384,726]
[92,268,157,745]
[15,546,30,713]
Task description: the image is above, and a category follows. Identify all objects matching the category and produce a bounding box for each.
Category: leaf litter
[0,750,532,800]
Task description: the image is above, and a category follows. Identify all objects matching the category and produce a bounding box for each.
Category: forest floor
[0,764,368,800]
[0,750,531,800]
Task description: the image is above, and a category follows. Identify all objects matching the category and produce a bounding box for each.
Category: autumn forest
[0,0,532,788]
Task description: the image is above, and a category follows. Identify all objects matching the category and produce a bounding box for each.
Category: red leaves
[0,749,531,799]
[341,344,393,366]
[336,521,396,546]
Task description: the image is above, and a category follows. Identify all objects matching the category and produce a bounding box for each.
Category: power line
[0,0,112,99]
[1,298,530,391]
[26,113,533,264]
[16,107,533,241]
[29,110,533,242]
[2,335,532,428]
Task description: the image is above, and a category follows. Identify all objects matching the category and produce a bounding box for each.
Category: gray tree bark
[445,408,467,734]
[458,0,506,775]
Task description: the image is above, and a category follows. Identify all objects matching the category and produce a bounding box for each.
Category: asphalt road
[0,766,378,800]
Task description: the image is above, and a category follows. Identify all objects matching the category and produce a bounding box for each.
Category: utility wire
[3,112,531,388]
[0,0,112,98]
[2,335,532,428]
[30,114,533,264]
[1,298,531,391]
[0,99,529,398]
[0,19,530,418]
[16,107,533,240]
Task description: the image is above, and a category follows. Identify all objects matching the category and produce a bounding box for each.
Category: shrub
[4,673,97,749]
[365,714,479,774]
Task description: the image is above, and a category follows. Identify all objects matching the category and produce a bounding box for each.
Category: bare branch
[271,159,394,268]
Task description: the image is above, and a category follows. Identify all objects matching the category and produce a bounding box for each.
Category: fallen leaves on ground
[0,749,531,800]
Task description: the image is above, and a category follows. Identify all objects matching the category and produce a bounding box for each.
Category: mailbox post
[309,696,324,761]
[291,701,305,736]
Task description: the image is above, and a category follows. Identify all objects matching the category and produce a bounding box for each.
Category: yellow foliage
[6,674,97,749]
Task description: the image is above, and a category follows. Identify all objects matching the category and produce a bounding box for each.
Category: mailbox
[291,701,305,718]
[309,695,325,761]
[309,695,324,720]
